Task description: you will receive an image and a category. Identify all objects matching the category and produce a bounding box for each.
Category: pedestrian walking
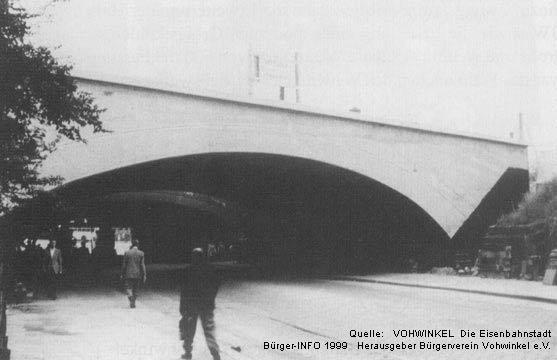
[45,239,63,299]
[120,239,146,308]
[179,248,221,360]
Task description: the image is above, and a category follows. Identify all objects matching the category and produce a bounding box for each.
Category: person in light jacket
[45,239,63,299]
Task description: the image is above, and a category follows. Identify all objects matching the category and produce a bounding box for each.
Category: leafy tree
[498,177,557,226]
[0,2,105,216]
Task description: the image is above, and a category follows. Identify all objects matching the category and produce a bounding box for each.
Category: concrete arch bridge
[33,77,528,272]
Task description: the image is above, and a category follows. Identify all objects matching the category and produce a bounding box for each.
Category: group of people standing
[13,239,64,300]
[12,236,99,301]
[121,241,221,360]
[68,237,93,283]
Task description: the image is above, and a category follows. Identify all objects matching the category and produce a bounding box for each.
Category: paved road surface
[7,278,557,360]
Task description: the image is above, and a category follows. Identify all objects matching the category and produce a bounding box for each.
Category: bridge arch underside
[56,153,450,274]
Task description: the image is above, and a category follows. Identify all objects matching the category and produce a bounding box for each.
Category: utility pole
[294,52,300,103]
[518,112,525,142]
[0,0,12,357]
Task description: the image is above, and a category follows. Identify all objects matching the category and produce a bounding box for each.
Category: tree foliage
[0,4,105,215]
[497,178,557,226]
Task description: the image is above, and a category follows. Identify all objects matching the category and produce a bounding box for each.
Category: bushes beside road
[498,178,557,226]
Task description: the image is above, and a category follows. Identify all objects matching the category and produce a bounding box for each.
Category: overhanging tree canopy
[0,3,105,215]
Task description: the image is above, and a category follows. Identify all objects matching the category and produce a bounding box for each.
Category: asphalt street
[7,277,557,360]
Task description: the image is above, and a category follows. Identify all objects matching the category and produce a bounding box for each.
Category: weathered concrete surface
[40,78,528,237]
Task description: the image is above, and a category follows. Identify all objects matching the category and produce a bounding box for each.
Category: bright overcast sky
[18,0,557,176]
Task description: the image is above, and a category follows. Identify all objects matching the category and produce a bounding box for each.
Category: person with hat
[179,247,221,360]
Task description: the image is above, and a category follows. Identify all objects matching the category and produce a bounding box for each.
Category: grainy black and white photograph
[1,1,557,359]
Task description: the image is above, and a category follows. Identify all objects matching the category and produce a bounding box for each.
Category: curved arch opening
[20,153,451,275]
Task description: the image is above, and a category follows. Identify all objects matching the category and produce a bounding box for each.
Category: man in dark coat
[76,238,91,283]
[179,248,221,360]
[120,239,146,308]
[22,239,39,297]
[34,242,47,297]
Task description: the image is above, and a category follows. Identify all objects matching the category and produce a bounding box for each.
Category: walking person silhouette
[179,248,221,360]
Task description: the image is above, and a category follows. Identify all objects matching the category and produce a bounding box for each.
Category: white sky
[19,0,557,178]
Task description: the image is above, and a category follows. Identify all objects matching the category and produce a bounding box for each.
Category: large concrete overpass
[40,77,528,241]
